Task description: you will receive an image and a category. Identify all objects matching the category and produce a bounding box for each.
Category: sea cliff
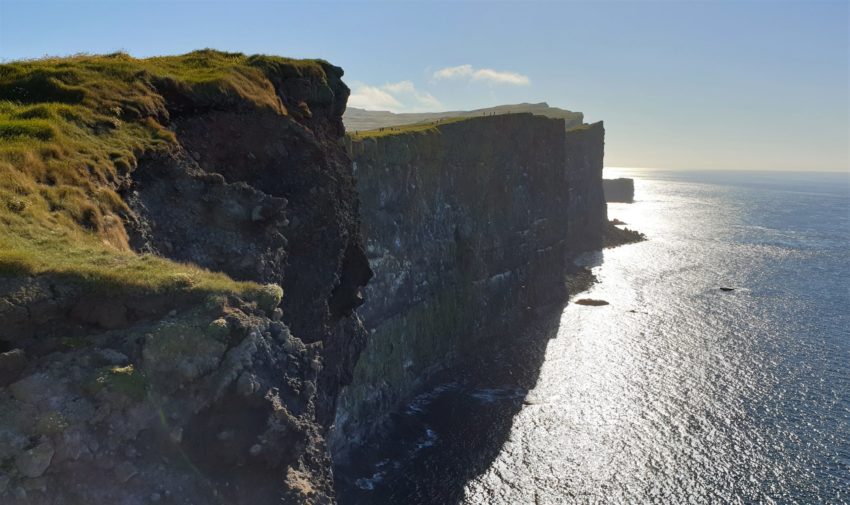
[333,115,608,454]
[603,177,635,203]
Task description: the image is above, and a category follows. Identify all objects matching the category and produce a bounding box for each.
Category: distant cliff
[565,122,608,249]
[344,102,584,132]
[333,115,607,454]
[603,178,635,203]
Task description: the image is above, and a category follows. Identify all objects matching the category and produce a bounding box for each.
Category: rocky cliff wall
[565,122,607,250]
[0,51,369,504]
[332,115,607,454]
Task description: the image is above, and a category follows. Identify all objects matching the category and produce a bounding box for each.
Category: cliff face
[127,67,372,427]
[333,115,607,453]
[0,51,369,504]
[565,122,607,250]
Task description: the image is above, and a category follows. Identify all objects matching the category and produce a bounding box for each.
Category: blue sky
[1,0,847,171]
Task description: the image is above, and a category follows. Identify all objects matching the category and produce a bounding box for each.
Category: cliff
[564,122,607,250]
[333,115,607,454]
[603,177,635,203]
[0,50,369,504]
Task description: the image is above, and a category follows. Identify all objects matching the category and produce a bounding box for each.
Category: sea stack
[603,177,635,203]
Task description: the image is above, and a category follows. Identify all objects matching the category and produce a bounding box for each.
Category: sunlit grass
[0,221,265,296]
[0,49,327,299]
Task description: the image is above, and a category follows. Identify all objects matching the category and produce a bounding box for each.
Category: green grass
[347,115,473,140]
[0,49,326,300]
[0,226,264,296]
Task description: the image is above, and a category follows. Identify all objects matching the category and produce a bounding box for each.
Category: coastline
[335,220,646,502]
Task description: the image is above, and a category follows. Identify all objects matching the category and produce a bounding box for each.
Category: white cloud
[347,85,403,111]
[433,64,530,86]
[349,80,443,112]
[382,81,416,94]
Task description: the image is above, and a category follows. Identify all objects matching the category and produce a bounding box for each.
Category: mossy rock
[86,364,147,401]
[205,318,230,341]
[142,317,227,387]
[257,283,283,312]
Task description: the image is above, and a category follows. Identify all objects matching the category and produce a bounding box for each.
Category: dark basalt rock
[604,220,647,248]
[575,298,610,306]
[0,349,27,386]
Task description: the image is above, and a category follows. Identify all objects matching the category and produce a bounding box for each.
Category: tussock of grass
[0,49,326,300]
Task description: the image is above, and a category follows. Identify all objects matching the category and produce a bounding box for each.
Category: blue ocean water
[338,170,850,505]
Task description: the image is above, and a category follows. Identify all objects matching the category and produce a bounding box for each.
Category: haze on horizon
[1,0,847,172]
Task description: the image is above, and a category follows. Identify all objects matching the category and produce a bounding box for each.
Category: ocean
[336,169,850,505]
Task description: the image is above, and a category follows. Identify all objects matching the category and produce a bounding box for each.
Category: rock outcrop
[603,177,635,203]
[333,115,607,454]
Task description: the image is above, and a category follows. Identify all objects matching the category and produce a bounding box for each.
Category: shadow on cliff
[334,302,568,505]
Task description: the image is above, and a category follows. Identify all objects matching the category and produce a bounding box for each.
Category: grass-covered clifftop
[347,115,472,140]
[0,49,332,298]
[344,102,584,132]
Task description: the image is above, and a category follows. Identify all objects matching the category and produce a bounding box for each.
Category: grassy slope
[0,49,327,298]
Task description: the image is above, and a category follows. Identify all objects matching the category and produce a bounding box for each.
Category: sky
[1,0,847,172]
